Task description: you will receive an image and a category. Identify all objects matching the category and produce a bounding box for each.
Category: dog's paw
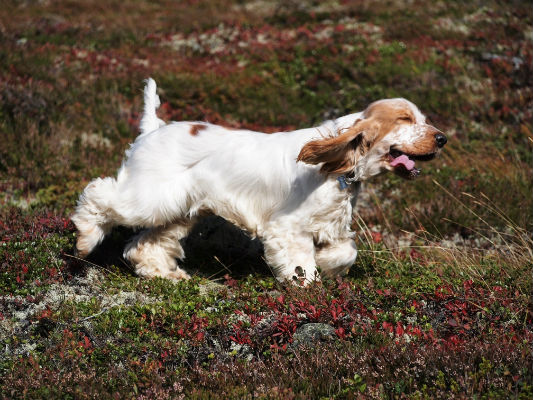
[165,269,191,281]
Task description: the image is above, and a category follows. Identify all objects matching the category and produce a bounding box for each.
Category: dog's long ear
[297,119,370,174]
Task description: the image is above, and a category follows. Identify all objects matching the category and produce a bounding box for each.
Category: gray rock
[291,323,336,348]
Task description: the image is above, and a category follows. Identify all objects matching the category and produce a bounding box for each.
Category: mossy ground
[1,1,532,398]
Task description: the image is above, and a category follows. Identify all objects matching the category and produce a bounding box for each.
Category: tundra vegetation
[0,1,531,398]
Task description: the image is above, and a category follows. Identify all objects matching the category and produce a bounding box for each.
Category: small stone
[291,323,336,348]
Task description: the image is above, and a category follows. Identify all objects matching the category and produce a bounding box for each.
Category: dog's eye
[397,116,412,123]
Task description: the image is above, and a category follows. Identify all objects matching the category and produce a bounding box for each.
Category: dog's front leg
[261,224,318,285]
[315,238,358,277]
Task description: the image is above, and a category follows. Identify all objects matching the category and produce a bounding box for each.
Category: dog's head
[297,98,446,180]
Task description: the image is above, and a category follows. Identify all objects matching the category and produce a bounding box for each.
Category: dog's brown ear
[297,119,369,174]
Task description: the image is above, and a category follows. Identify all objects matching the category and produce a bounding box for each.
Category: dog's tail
[139,78,166,136]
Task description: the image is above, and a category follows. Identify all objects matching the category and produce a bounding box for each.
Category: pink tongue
[390,154,415,170]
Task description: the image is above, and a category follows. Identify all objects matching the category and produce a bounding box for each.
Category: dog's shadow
[84,216,271,280]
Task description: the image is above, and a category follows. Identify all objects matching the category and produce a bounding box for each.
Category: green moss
[0,234,72,295]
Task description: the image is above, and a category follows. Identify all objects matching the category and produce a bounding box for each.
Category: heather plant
[1,0,532,398]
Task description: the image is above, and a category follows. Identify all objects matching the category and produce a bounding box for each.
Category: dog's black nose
[435,133,447,148]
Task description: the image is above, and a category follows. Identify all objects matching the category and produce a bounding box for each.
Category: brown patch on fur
[190,124,207,136]
[363,102,408,142]
[365,100,415,126]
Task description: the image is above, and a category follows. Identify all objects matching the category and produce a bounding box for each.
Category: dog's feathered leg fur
[72,177,119,257]
[123,223,193,280]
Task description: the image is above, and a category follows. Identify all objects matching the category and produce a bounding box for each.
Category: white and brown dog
[72,79,446,284]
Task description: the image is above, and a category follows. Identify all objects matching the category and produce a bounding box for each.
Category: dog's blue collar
[337,175,356,190]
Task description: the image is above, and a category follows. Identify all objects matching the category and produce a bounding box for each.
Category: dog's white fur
[72,78,443,284]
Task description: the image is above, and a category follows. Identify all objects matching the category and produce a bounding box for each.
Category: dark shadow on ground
[182,216,271,280]
[74,216,271,280]
[81,226,137,277]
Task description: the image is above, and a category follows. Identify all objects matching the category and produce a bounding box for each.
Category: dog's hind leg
[123,222,194,280]
[72,177,120,258]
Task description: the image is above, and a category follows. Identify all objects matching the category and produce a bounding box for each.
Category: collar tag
[337,176,349,190]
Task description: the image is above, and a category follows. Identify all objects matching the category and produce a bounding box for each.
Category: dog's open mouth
[388,148,436,179]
